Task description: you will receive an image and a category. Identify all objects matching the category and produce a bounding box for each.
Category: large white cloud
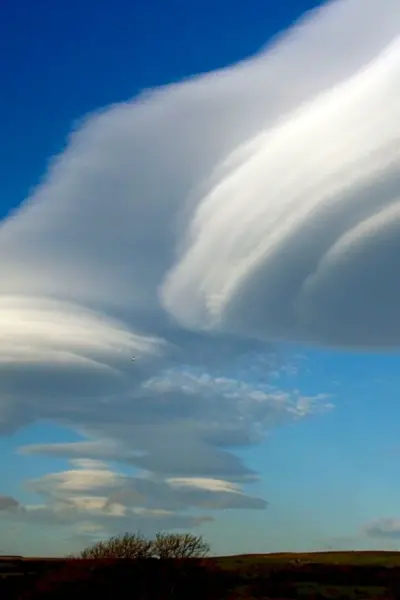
[162,34,400,347]
[1,0,398,540]
[1,0,399,348]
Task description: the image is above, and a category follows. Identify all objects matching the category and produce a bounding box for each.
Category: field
[2,551,400,598]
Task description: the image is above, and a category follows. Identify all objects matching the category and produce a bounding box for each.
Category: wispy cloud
[18,372,329,480]
[363,518,400,540]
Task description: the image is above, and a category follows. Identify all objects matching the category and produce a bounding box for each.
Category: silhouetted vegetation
[77,531,153,559]
[5,549,400,598]
[76,531,209,560]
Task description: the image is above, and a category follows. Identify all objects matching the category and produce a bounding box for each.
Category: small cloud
[363,518,400,539]
[166,478,241,494]
[26,464,124,495]
[70,459,109,470]
[0,496,19,511]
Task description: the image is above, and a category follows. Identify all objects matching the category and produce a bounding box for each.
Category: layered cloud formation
[0,0,399,544]
[2,0,400,349]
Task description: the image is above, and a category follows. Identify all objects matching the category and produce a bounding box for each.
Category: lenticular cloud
[163,34,400,347]
[1,0,400,349]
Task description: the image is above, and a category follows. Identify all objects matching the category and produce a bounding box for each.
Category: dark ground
[2,551,400,598]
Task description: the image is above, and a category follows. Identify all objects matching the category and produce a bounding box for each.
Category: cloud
[0,459,259,542]
[161,38,400,347]
[363,518,400,539]
[107,473,267,512]
[25,459,124,495]
[3,0,398,538]
[0,0,399,352]
[18,372,330,481]
[0,496,19,511]
[321,519,400,549]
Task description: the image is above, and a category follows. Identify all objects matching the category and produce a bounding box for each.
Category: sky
[1,0,400,557]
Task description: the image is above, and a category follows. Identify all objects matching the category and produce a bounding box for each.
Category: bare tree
[152,532,210,559]
[79,532,153,559]
[77,531,210,561]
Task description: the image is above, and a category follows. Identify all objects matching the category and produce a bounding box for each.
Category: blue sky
[0,0,323,220]
[1,0,400,557]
